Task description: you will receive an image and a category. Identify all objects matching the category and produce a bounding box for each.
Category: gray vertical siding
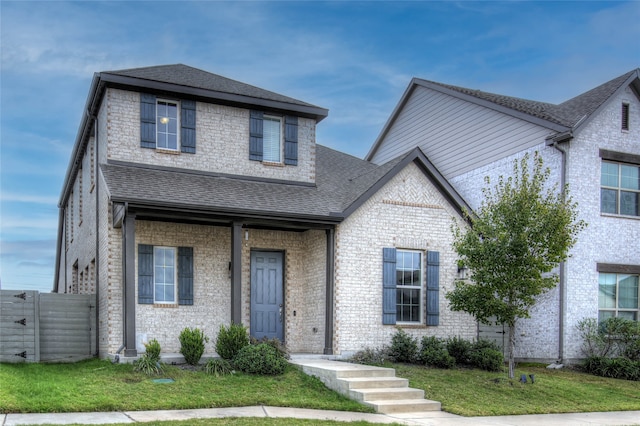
[370,87,554,178]
[0,290,96,363]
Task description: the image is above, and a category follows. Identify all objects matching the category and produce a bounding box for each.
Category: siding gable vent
[622,103,630,131]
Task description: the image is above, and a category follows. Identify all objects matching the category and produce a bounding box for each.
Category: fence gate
[477,317,510,359]
[0,290,96,363]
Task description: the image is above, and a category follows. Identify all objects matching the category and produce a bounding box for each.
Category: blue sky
[1,1,639,292]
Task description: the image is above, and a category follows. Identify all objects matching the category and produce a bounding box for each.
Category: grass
[0,359,370,414]
[392,362,640,416]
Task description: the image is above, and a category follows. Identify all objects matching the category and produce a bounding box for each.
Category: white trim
[153,246,177,304]
[396,249,424,324]
[156,99,180,151]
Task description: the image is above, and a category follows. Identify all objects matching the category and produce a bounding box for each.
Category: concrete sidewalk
[2,407,639,425]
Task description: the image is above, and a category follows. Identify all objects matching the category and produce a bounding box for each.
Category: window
[138,245,193,305]
[622,103,630,131]
[156,100,179,150]
[382,248,439,326]
[601,161,640,216]
[249,111,298,165]
[140,94,196,153]
[396,250,422,322]
[599,273,639,321]
[154,247,176,303]
[263,116,282,162]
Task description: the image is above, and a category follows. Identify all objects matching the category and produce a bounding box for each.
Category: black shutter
[284,115,298,165]
[426,251,440,326]
[249,110,264,161]
[178,247,194,305]
[382,247,397,325]
[181,100,196,154]
[138,244,154,304]
[140,94,156,149]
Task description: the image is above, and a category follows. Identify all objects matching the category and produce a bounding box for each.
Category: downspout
[90,110,100,358]
[552,140,568,363]
[53,209,65,293]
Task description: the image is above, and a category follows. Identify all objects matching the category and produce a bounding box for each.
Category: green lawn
[2,359,639,418]
[0,359,370,414]
[393,362,640,416]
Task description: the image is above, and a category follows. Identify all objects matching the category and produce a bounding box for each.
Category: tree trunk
[508,322,516,379]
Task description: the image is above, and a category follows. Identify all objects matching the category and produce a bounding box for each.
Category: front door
[250,251,284,341]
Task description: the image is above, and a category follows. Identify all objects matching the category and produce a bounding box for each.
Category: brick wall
[105,88,316,184]
[334,162,476,356]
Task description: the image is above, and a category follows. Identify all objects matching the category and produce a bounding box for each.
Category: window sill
[152,303,179,308]
[156,148,180,155]
[262,161,284,168]
[601,213,640,221]
[391,323,430,329]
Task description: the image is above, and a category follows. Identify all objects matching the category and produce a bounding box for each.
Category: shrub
[349,346,390,366]
[249,336,290,360]
[578,317,640,360]
[215,323,249,360]
[234,343,288,375]
[389,328,418,363]
[470,347,504,372]
[582,356,640,381]
[204,358,234,377]
[471,339,501,352]
[134,353,162,375]
[179,327,209,365]
[446,336,473,365]
[144,339,161,363]
[419,336,455,369]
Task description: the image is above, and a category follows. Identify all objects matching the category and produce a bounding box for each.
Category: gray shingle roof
[419,68,639,128]
[102,64,320,109]
[101,145,397,222]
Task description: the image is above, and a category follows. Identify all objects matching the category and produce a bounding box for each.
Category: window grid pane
[263,117,281,162]
[601,162,640,217]
[154,247,176,303]
[396,250,422,322]
[157,101,178,150]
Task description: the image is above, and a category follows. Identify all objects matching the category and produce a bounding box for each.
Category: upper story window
[263,115,282,162]
[601,161,640,217]
[140,93,196,154]
[156,100,179,150]
[250,111,298,165]
[621,103,630,131]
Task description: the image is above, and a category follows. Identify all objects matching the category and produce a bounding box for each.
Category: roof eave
[99,72,329,122]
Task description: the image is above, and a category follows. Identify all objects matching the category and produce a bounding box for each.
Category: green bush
[349,346,390,366]
[249,336,290,360]
[234,343,288,375]
[144,339,161,363]
[179,327,209,365]
[582,356,640,381]
[419,336,455,369]
[204,358,234,377]
[215,323,249,360]
[470,347,504,372]
[134,353,162,375]
[446,336,473,365]
[578,317,640,361]
[389,328,418,363]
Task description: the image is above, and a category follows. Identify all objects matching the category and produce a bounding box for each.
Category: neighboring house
[367,69,640,363]
[54,64,477,359]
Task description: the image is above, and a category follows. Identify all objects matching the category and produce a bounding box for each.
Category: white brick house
[367,69,640,363]
[54,64,477,359]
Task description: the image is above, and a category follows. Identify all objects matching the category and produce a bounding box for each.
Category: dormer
[84,64,328,185]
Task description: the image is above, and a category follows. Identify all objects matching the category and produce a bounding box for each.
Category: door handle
[279,304,283,323]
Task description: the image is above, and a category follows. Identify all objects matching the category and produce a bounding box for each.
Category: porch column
[123,213,137,357]
[324,227,335,355]
[231,222,243,324]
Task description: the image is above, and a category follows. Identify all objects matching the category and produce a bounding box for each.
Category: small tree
[447,152,585,378]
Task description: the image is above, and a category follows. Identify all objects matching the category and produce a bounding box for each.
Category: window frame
[156,99,180,151]
[395,249,423,324]
[153,246,177,304]
[598,272,639,322]
[600,160,640,217]
[262,114,283,163]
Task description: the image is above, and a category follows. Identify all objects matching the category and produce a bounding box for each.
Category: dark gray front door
[250,251,284,341]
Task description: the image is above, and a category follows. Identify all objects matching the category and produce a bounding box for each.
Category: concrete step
[350,387,425,402]
[364,398,442,414]
[339,376,408,390]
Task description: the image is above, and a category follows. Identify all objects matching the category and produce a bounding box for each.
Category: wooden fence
[0,290,96,363]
